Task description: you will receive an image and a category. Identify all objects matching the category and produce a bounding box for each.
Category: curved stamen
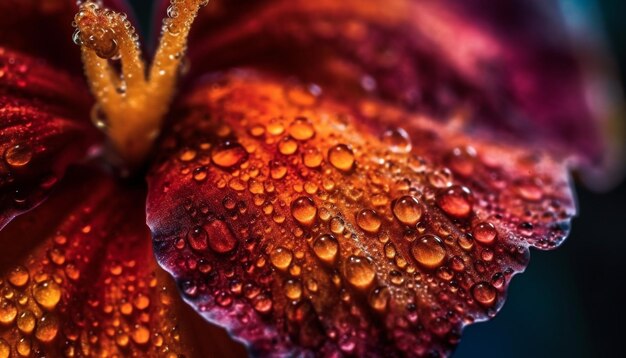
[73,0,208,166]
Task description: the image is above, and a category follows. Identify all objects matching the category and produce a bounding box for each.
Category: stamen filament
[73,0,208,166]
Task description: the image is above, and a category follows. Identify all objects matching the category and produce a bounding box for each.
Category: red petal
[0,49,100,229]
[154,0,616,175]
[0,166,243,357]
[146,71,575,356]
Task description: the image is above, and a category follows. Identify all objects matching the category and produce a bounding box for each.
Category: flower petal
[0,166,241,357]
[154,0,617,175]
[146,71,575,356]
[0,48,100,229]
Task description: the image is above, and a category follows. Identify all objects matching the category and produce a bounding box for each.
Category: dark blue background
[127,1,626,356]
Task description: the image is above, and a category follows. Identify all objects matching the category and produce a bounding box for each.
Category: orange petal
[0,166,242,357]
[146,71,575,356]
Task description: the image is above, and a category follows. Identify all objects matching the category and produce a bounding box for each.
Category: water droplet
[205,220,238,254]
[278,136,299,155]
[187,226,208,251]
[330,217,345,234]
[473,222,497,245]
[328,144,355,171]
[302,147,323,168]
[291,196,317,226]
[288,117,315,140]
[381,128,412,153]
[411,235,446,269]
[8,266,29,287]
[284,279,302,300]
[437,185,473,218]
[516,179,543,201]
[447,146,476,176]
[0,338,8,358]
[17,311,35,334]
[253,294,273,313]
[368,286,390,311]
[211,141,247,168]
[35,313,59,342]
[131,324,150,344]
[344,255,376,288]
[193,166,208,181]
[428,168,453,188]
[133,293,150,310]
[33,280,61,309]
[0,300,17,324]
[178,148,197,162]
[16,337,31,356]
[471,282,497,306]
[392,196,422,226]
[312,234,339,262]
[4,144,32,167]
[356,209,382,234]
[270,159,287,179]
[270,247,293,270]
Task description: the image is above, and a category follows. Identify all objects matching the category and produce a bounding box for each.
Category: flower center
[73,0,208,166]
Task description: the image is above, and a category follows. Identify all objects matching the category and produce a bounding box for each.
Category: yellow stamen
[73,0,208,165]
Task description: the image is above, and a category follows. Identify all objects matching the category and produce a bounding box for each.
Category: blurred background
[128,0,626,356]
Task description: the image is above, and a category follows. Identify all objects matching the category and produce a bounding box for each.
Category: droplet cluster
[0,177,186,357]
[147,72,575,356]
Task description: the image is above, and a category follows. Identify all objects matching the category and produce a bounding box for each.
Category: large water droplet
[344,255,376,288]
[0,300,17,324]
[7,266,29,287]
[392,196,422,226]
[288,117,315,140]
[35,313,59,342]
[291,196,317,225]
[4,144,32,167]
[437,185,473,218]
[471,282,497,306]
[356,209,382,234]
[211,141,247,168]
[369,286,390,311]
[270,247,293,270]
[411,235,446,269]
[473,222,497,245]
[33,280,61,309]
[381,128,412,154]
[205,220,238,254]
[312,234,339,262]
[328,144,355,171]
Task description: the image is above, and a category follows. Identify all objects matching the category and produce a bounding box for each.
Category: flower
[0,0,620,357]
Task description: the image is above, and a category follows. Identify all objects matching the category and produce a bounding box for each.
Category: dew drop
[278,136,299,155]
[253,294,273,313]
[368,286,390,311]
[471,282,497,306]
[473,222,497,245]
[33,280,61,309]
[288,117,315,140]
[328,144,355,171]
[356,209,382,234]
[437,185,473,218]
[291,196,317,226]
[8,266,29,287]
[133,293,150,310]
[284,279,302,300]
[312,234,339,262]
[131,324,150,344]
[205,220,238,254]
[270,159,287,179]
[4,144,32,167]
[381,128,412,154]
[0,338,8,358]
[16,311,35,334]
[270,247,293,270]
[330,217,345,234]
[447,146,476,176]
[35,313,59,342]
[344,255,376,288]
[0,300,17,324]
[211,141,247,168]
[178,148,197,162]
[392,196,422,226]
[187,226,208,251]
[302,147,323,168]
[16,337,30,356]
[411,235,446,269]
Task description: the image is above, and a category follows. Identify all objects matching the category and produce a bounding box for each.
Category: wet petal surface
[0,167,200,357]
[155,0,609,171]
[0,49,100,229]
[147,71,575,356]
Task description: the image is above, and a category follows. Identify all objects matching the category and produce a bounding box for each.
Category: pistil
[73,0,208,165]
